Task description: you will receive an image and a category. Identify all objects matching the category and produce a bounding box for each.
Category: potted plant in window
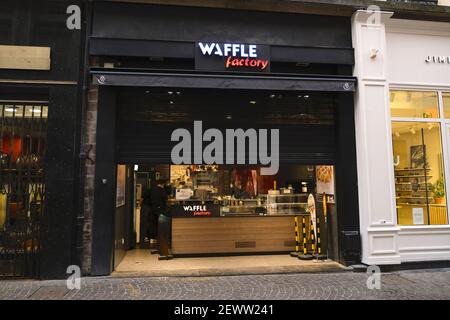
[431,178,446,205]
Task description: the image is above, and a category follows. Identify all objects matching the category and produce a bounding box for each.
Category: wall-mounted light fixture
[370,48,379,59]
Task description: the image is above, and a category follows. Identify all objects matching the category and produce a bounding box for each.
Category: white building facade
[353,10,450,265]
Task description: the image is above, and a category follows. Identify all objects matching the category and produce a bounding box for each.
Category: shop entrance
[90,76,360,276]
[106,87,347,273]
[112,163,342,275]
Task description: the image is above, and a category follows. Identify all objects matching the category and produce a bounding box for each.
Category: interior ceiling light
[176,91,181,95]
[169,101,174,105]
[5,106,17,112]
[304,95,310,99]
[226,115,232,120]
[297,95,303,99]
[168,91,174,95]
[249,100,257,105]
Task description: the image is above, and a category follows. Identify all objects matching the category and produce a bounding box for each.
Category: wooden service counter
[171,215,298,255]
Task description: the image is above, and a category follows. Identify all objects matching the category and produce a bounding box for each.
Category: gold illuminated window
[390,90,439,119]
[443,93,450,119]
[390,90,448,226]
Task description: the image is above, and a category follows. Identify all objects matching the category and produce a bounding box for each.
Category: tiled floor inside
[113,249,347,277]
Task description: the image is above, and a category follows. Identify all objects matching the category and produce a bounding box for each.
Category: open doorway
[113,163,341,274]
[91,84,360,276]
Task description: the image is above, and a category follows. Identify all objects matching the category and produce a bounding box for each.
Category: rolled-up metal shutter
[116,87,336,165]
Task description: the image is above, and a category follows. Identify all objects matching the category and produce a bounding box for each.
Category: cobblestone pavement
[1,268,450,300]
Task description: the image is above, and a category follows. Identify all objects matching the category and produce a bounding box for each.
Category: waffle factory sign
[196,42,270,72]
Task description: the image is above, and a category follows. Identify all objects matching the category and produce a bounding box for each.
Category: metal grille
[0,102,48,278]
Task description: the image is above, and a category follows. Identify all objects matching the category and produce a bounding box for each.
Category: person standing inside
[148,179,168,248]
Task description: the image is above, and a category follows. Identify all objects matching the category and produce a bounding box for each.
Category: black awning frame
[91,70,356,92]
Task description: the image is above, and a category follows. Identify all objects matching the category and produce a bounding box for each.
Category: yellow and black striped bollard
[314,217,327,260]
[290,216,300,257]
[298,216,313,260]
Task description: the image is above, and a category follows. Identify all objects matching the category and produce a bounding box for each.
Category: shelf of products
[394,168,434,205]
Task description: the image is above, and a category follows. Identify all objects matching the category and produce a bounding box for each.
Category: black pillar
[91,86,117,276]
[40,85,79,279]
[334,92,361,265]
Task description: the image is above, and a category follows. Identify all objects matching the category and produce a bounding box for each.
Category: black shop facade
[87,2,361,276]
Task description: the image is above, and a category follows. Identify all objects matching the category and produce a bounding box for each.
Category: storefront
[86,2,360,275]
[0,0,85,279]
[352,11,450,265]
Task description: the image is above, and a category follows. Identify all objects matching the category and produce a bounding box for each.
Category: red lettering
[260,60,269,70]
[226,56,232,68]
[224,56,269,70]
[193,211,212,216]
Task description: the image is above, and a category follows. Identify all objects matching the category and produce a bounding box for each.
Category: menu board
[316,165,335,195]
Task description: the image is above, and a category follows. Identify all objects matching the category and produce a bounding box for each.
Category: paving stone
[0,268,449,300]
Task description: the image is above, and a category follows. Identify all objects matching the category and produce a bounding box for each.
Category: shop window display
[0,103,47,276]
[390,91,449,226]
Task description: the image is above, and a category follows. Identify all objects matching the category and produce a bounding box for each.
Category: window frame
[389,88,450,226]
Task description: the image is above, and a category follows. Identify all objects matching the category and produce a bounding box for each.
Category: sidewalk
[1,268,450,300]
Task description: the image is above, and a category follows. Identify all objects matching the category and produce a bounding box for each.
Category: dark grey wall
[92,2,352,48]
[0,0,83,82]
[40,85,79,279]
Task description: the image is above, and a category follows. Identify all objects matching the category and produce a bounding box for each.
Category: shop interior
[390,91,449,225]
[113,163,338,274]
[111,87,342,272]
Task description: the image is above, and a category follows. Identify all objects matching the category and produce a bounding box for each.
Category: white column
[352,10,401,265]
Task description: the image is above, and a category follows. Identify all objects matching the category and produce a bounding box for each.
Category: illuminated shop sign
[195,42,270,72]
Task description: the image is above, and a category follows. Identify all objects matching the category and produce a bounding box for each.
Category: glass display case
[220,197,267,216]
[266,194,309,215]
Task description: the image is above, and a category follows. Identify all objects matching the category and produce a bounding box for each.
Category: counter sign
[196,42,270,72]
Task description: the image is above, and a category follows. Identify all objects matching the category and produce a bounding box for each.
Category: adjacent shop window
[0,103,47,276]
[390,91,448,226]
[390,90,439,118]
[443,93,450,119]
